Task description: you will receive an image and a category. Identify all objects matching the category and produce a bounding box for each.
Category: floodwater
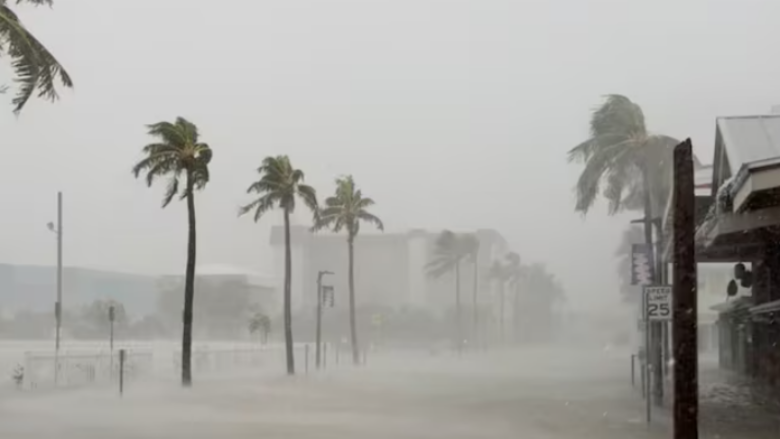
[0,345,673,439]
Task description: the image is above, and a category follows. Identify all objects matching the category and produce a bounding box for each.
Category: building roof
[717,115,780,175]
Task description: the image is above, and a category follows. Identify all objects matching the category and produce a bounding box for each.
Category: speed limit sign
[644,285,672,321]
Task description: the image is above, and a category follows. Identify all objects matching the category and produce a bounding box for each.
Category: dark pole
[315,272,323,369]
[639,164,663,407]
[56,191,63,353]
[672,139,698,439]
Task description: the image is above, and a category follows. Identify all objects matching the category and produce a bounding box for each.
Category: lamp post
[46,192,63,384]
[47,192,63,353]
[315,270,334,369]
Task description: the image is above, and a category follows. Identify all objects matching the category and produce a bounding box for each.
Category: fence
[22,350,153,391]
[171,344,312,376]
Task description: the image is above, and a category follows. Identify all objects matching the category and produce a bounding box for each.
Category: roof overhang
[731,158,780,212]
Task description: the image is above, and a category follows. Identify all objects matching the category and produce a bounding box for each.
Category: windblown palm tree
[488,258,512,343]
[568,95,679,219]
[426,230,469,353]
[132,117,212,387]
[1,0,72,113]
[504,252,524,342]
[315,175,383,365]
[460,234,480,342]
[248,312,272,345]
[239,156,318,375]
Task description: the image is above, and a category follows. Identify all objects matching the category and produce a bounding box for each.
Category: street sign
[644,285,672,321]
[631,244,655,285]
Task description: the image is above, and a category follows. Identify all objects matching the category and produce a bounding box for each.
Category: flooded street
[0,346,668,439]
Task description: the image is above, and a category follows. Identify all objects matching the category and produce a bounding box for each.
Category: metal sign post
[643,285,672,425]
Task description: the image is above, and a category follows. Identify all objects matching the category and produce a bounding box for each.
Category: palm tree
[1,0,72,113]
[504,252,524,342]
[460,234,480,344]
[239,156,318,375]
[426,230,469,353]
[132,117,212,387]
[568,94,679,220]
[315,175,383,365]
[248,312,272,345]
[488,259,511,344]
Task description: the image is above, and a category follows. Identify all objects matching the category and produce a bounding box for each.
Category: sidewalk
[656,359,780,438]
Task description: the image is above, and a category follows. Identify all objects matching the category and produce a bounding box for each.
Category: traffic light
[323,285,335,307]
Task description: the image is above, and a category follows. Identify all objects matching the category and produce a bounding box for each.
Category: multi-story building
[268,226,509,313]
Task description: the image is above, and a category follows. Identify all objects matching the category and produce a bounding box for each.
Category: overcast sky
[1,0,778,311]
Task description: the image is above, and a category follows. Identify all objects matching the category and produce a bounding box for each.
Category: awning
[710,296,753,314]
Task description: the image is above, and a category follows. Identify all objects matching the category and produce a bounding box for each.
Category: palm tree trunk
[513,283,520,344]
[455,261,462,355]
[472,261,479,348]
[283,208,295,375]
[181,172,197,387]
[499,282,505,344]
[348,235,359,365]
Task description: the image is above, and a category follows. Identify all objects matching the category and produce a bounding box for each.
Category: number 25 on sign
[644,285,672,321]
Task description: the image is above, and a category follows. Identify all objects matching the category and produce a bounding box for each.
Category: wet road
[0,346,699,438]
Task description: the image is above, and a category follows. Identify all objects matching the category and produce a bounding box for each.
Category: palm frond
[1,2,72,113]
[296,183,319,221]
[162,176,180,208]
[133,117,211,207]
[146,121,187,148]
[357,211,384,231]
[241,155,314,225]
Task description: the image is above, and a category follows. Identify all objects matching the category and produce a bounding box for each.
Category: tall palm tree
[568,95,678,405]
[504,252,524,342]
[132,117,212,387]
[460,234,480,343]
[1,0,72,113]
[427,230,469,353]
[488,260,508,343]
[568,94,678,219]
[239,156,318,375]
[315,175,383,365]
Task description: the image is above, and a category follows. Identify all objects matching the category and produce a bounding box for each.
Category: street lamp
[315,270,334,369]
[47,192,63,355]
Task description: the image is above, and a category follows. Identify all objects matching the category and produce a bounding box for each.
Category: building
[0,263,157,317]
[663,108,780,386]
[268,226,509,313]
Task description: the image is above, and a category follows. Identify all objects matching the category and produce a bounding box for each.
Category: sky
[1,0,780,312]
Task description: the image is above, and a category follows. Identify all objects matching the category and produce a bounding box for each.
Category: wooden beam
[672,138,698,439]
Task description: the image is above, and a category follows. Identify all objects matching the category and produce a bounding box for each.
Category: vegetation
[239,155,318,375]
[0,0,72,113]
[315,175,384,365]
[504,252,523,341]
[426,230,473,353]
[132,117,213,387]
[568,94,678,218]
[248,312,272,345]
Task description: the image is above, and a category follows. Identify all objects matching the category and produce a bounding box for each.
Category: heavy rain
[1,1,780,438]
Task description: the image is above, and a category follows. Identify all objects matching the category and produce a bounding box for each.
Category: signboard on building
[644,285,672,321]
[631,244,655,285]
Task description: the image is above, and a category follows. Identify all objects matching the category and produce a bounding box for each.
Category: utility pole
[672,139,698,439]
[315,270,333,369]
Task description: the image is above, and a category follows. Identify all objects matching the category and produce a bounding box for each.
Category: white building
[268,226,509,313]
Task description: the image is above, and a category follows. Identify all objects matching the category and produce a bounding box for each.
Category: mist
[2,0,780,438]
